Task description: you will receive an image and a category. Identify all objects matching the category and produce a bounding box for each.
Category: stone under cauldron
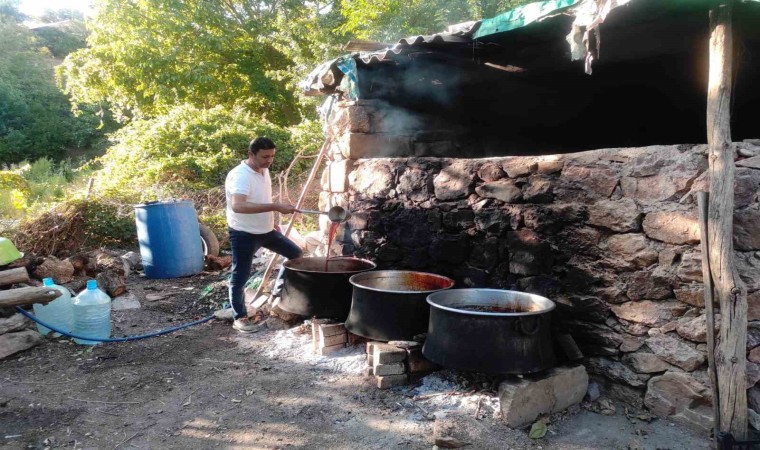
[314,99,760,433]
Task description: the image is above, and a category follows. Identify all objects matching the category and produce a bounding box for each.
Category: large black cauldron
[345,271,454,341]
[279,257,376,320]
[423,289,556,375]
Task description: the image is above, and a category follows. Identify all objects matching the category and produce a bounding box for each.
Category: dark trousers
[228,228,303,319]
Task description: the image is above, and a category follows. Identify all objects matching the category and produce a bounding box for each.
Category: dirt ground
[1,271,712,450]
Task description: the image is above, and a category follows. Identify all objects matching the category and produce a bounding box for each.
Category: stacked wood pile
[0,267,60,360]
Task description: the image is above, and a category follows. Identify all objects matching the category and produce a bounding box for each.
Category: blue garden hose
[14,306,215,342]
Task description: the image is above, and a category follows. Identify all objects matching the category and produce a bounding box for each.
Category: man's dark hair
[248,137,276,154]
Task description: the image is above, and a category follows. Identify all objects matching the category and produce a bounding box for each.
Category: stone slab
[111,293,141,311]
[0,330,43,360]
[498,365,588,428]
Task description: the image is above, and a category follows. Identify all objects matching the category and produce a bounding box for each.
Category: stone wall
[318,100,760,433]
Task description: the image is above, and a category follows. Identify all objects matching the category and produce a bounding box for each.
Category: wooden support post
[0,286,62,307]
[698,192,721,437]
[0,267,30,287]
[707,0,748,439]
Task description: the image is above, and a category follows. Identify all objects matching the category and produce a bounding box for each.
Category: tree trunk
[707,0,748,439]
[0,286,62,307]
[0,268,30,287]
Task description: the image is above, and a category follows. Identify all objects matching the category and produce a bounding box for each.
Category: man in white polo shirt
[225,137,303,332]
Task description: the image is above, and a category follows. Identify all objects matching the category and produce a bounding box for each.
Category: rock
[0,330,43,360]
[734,208,760,251]
[586,357,647,387]
[593,376,645,408]
[602,234,658,270]
[738,151,760,167]
[620,150,704,202]
[748,323,760,350]
[620,336,644,352]
[645,334,705,371]
[560,162,619,198]
[626,270,673,300]
[503,158,537,178]
[735,168,760,208]
[269,304,304,324]
[433,161,475,200]
[586,381,601,402]
[749,409,760,431]
[642,211,700,245]
[537,159,564,174]
[477,162,505,182]
[111,292,141,311]
[0,314,30,334]
[523,176,554,203]
[676,315,719,343]
[749,361,760,389]
[749,386,760,413]
[737,252,760,292]
[676,252,703,283]
[507,229,552,275]
[499,365,588,428]
[750,291,760,322]
[350,160,395,199]
[622,352,672,373]
[644,371,712,433]
[434,436,469,449]
[475,180,522,203]
[263,317,291,331]
[213,308,234,322]
[610,301,676,327]
[674,286,708,307]
[120,251,142,271]
[587,198,642,232]
[33,257,75,284]
[398,168,431,202]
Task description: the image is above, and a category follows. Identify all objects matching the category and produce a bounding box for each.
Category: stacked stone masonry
[319,100,760,433]
[365,341,439,389]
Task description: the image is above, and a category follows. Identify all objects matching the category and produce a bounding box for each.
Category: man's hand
[273,202,296,214]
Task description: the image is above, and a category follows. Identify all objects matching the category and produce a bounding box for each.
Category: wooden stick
[0,267,29,287]
[0,286,62,307]
[698,191,721,438]
[707,1,747,439]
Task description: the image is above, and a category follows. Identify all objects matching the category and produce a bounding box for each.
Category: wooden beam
[706,0,748,439]
[0,286,62,307]
[0,268,30,287]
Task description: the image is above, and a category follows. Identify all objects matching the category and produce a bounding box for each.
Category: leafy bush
[94,104,310,200]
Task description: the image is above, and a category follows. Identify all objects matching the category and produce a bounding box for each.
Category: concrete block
[348,333,368,346]
[319,323,346,337]
[406,347,439,373]
[498,365,588,428]
[320,332,347,348]
[376,374,408,389]
[373,343,407,364]
[318,343,345,356]
[367,354,374,367]
[373,362,406,376]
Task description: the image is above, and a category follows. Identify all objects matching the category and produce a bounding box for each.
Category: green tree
[59,0,345,126]
[0,3,102,164]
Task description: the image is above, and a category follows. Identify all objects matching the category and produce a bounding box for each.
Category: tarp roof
[300,0,760,96]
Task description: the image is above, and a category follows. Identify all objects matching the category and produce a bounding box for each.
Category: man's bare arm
[230,194,295,214]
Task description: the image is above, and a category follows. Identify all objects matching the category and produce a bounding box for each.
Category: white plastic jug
[33,278,73,336]
[72,279,111,345]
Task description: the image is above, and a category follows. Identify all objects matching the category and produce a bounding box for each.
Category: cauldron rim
[427,288,556,317]
[349,270,455,294]
[283,256,376,274]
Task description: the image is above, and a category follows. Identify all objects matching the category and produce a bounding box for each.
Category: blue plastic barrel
[134,200,204,279]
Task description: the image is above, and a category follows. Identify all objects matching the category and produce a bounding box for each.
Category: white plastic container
[72,279,111,345]
[33,278,73,336]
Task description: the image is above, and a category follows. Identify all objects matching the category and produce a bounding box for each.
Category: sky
[17,0,93,17]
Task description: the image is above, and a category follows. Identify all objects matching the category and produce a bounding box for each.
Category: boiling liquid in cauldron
[452,304,536,313]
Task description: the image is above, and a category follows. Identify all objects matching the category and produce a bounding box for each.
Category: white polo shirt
[225,161,274,234]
